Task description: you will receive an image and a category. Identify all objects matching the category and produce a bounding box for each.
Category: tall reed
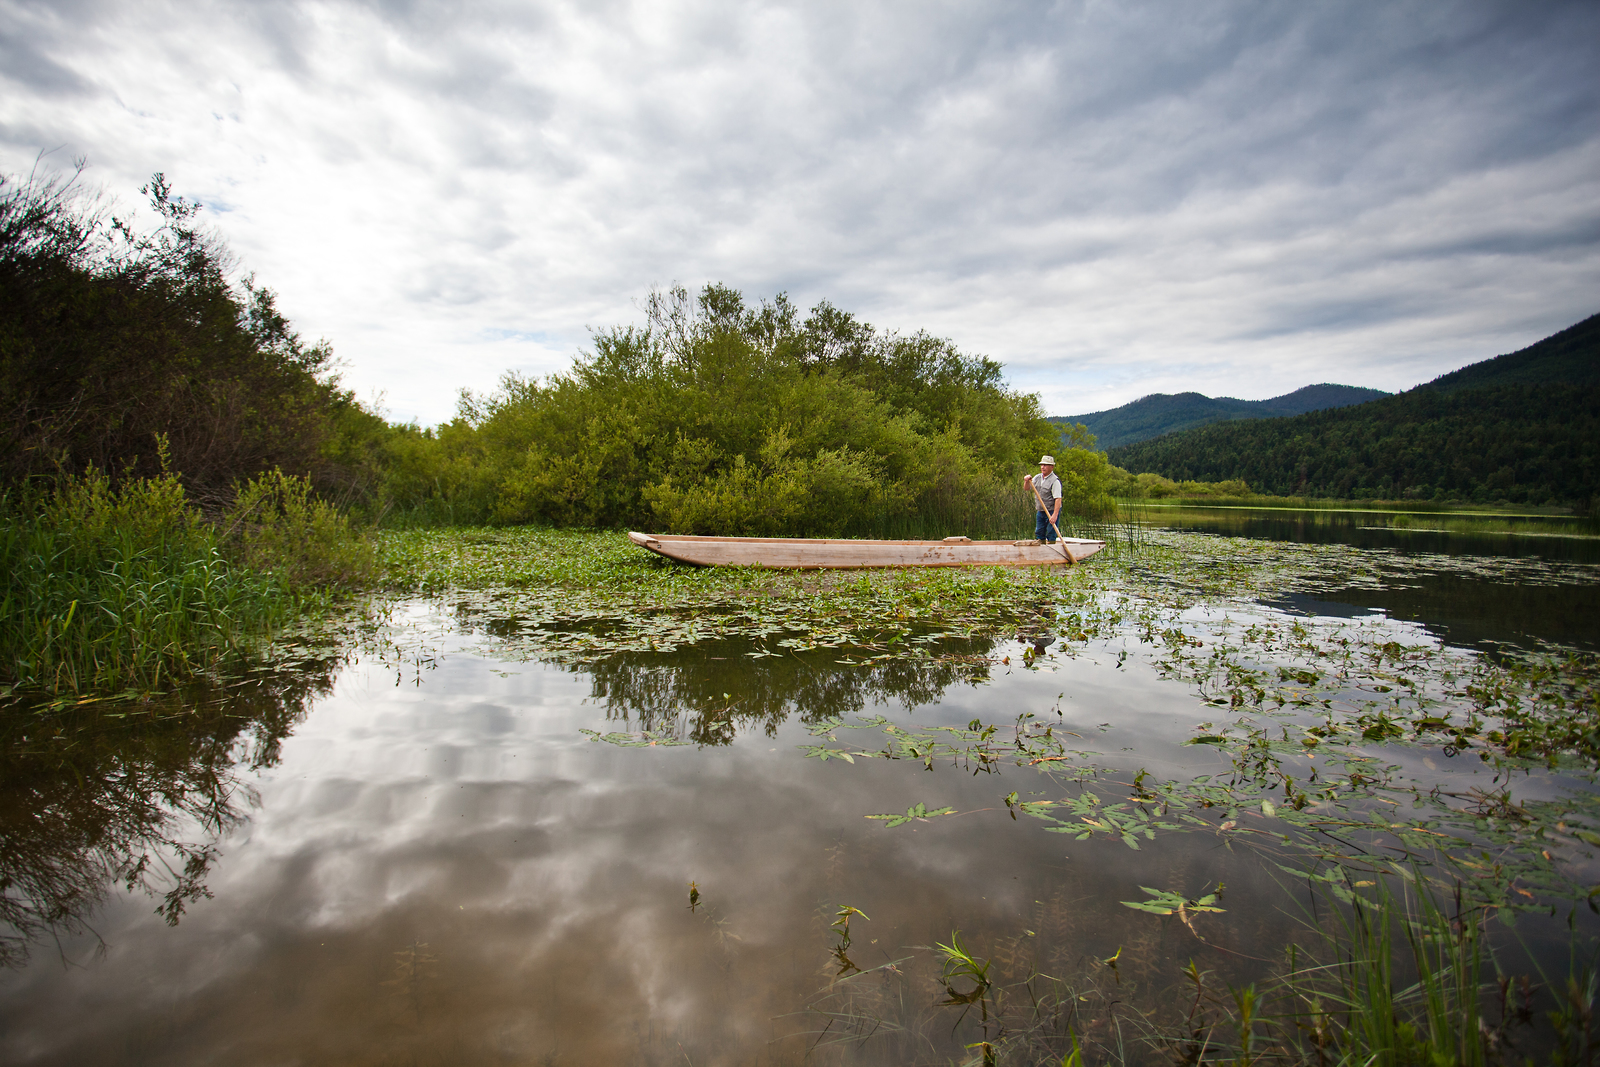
[1279,869,1491,1065]
[1,464,372,697]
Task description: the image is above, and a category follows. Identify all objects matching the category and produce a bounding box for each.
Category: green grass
[1,466,374,699]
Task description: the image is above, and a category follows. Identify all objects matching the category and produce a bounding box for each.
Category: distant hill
[1054,384,1388,450]
[1420,312,1600,393]
[1107,312,1600,507]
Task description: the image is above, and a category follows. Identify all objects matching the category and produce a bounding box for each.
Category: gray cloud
[1,0,1596,421]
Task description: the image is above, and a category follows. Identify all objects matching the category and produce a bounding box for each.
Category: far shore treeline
[1110,314,1600,510]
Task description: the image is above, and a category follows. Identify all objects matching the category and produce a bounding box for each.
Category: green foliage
[1109,313,1600,507]
[0,464,371,697]
[1423,311,1600,393]
[0,165,376,500]
[222,468,377,588]
[371,284,1086,536]
[1105,466,1251,500]
[1255,867,1497,1066]
[1120,885,1225,917]
[0,467,288,695]
[936,929,993,994]
[865,802,957,827]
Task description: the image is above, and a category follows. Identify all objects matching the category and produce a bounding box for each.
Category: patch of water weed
[776,541,1599,1061]
[375,526,1115,672]
[806,616,1600,913]
[367,529,1600,1055]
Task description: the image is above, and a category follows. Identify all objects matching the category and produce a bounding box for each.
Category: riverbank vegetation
[0,166,382,699]
[0,456,373,699]
[2,165,1117,700]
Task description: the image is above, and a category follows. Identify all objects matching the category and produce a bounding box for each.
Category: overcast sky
[4,0,1597,425]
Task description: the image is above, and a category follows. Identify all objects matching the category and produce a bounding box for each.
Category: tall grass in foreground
[0,464,374,697]
[1188,867,1594,1064]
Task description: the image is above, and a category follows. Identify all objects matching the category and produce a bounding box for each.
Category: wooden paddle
[1027,477,1073,563]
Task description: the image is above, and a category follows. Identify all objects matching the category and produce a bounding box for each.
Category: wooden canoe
[627,532,1106,569]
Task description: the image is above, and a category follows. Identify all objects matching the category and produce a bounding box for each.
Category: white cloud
[3,0,1596,423]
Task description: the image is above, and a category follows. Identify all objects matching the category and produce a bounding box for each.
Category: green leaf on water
[1121,885,1226,916]
[867,802,957,828]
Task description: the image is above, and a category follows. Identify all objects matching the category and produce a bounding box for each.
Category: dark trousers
[1035,510,1059,543]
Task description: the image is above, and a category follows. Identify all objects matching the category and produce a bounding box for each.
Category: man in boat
[1023,455,1063,544]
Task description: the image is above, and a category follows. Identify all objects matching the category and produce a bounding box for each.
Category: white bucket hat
[1038,455,1056,466]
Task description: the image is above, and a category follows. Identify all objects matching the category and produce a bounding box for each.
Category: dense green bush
[222,468,376,587]
[372,285,1111,536]
[1106,467,1252,499]
[0,167,368,502]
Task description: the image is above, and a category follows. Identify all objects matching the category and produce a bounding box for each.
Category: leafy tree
[0,165,352,501]
[392,284,1086,535]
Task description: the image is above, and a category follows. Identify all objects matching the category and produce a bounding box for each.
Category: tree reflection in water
[578,634,1004,744]
[0,665,337,966]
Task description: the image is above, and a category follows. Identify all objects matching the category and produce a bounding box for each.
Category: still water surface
[2,511,1597,1065]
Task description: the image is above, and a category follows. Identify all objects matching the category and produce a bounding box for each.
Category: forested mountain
[1108,314,1600,507]
[1055,383,1387,450]
[1420,312,1600,392]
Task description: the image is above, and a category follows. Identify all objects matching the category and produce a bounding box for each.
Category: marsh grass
[1,464,374,698]
[1,471,283,695]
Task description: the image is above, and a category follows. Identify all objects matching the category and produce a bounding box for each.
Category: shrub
[221,468,377,588]
[366,284,1075,537]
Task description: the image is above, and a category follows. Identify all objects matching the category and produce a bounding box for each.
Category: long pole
[1028,479,1073,564]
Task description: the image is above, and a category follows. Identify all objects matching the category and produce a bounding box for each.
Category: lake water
[1142,505,1600,652]
[3,511,1597,1065]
